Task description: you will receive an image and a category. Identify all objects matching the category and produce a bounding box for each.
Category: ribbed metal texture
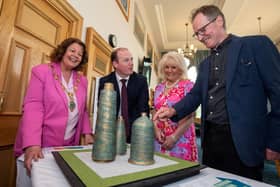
[92,83,117,162]
[129,113,155,165]
[116,116,127,155]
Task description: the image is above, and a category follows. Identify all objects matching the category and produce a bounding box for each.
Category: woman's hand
[84,134,94,144]
[162,135,177,150]
[154,125,165,143]
[24,145,44,176]
[153,107,176,122]
[266,148,280,160]
[153,109,166,144]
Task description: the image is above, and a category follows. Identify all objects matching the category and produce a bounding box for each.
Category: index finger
[24,156,33,173]
[152,109,160,121]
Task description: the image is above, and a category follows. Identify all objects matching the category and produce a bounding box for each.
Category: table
[16,146,275,187]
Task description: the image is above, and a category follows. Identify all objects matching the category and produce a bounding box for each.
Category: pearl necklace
[165,79,180,89]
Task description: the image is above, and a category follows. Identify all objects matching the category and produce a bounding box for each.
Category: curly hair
[50,37,88,70]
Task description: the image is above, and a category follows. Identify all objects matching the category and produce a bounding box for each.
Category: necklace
[60,82,76,112]
[49,64,80,112]
[165,79,180,89]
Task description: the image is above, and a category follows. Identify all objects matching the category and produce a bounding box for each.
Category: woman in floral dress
[153,51,198,161]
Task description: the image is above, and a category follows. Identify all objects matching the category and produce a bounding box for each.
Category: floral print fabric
[154,79,198,161]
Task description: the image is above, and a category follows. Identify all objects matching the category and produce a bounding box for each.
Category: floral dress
[154,79,198,161]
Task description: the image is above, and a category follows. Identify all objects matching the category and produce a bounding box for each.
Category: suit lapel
[202,59,210,109]
[112,73,120,114]
[226,38,242,93]
[127,72,135,95]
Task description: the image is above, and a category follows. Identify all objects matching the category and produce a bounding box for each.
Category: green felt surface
[58,149,199,187]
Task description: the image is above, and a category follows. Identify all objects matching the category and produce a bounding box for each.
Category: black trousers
[202,122,263,181]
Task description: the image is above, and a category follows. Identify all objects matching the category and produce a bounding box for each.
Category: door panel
[0,0,83,186]
[4,39,32,114]
[85,27,112,129]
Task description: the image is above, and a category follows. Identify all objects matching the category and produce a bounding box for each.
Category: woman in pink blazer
[14,38,93,174]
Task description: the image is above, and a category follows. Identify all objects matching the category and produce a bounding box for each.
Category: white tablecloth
[165,167,274,187]
[16,146,275,187]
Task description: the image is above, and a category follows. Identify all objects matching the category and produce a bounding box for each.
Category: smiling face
[113,49,134,77]
[60,43,83,71]
[192,13,226,49]
[164,60,182,83]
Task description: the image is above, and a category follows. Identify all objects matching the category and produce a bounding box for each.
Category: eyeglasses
[192,17,217,39]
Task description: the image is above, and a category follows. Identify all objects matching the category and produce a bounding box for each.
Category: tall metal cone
[116,116,127,155]
[92,83,117,162]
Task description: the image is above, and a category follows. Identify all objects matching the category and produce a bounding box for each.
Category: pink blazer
[14,62,92,156]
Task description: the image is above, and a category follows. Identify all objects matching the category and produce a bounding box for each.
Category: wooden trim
[115,0,130,22]
[194,118,201,125]
[86,27,112,58]
[0,114,20,146]
[0,0,3,16]
[46,0,83,38]
[15,0,60,47]
[15,0,83,47]
[85,27,112,75]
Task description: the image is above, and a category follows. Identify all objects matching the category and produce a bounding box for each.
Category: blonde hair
[158,51,188,81]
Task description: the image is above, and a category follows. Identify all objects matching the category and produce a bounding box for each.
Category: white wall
[68,0,158,90]
[135,0,159,90]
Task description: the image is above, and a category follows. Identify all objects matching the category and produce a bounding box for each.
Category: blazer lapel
[73,71,82,116]
[226,39,242,93]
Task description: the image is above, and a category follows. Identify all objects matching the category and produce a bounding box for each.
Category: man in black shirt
[153,5,280,181]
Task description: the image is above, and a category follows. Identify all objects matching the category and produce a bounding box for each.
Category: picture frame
[85,27,112,76]
[94,53,109,75]
[116,0,130,22]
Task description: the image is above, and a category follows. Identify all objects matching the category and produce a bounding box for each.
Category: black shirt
[206,34,233,125]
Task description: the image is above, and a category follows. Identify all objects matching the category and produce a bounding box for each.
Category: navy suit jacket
[99,71,150,130]
[173,35,280,166]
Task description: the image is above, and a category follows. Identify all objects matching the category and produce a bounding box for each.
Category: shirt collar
[115,72,130,82]
[211,34,233,54]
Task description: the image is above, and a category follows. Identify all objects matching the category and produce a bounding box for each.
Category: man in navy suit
[99,47,149,143]
[154,5,280,180]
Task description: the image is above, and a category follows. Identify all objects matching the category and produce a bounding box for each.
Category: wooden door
[85,27,112,131]
[0,0,83,186]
